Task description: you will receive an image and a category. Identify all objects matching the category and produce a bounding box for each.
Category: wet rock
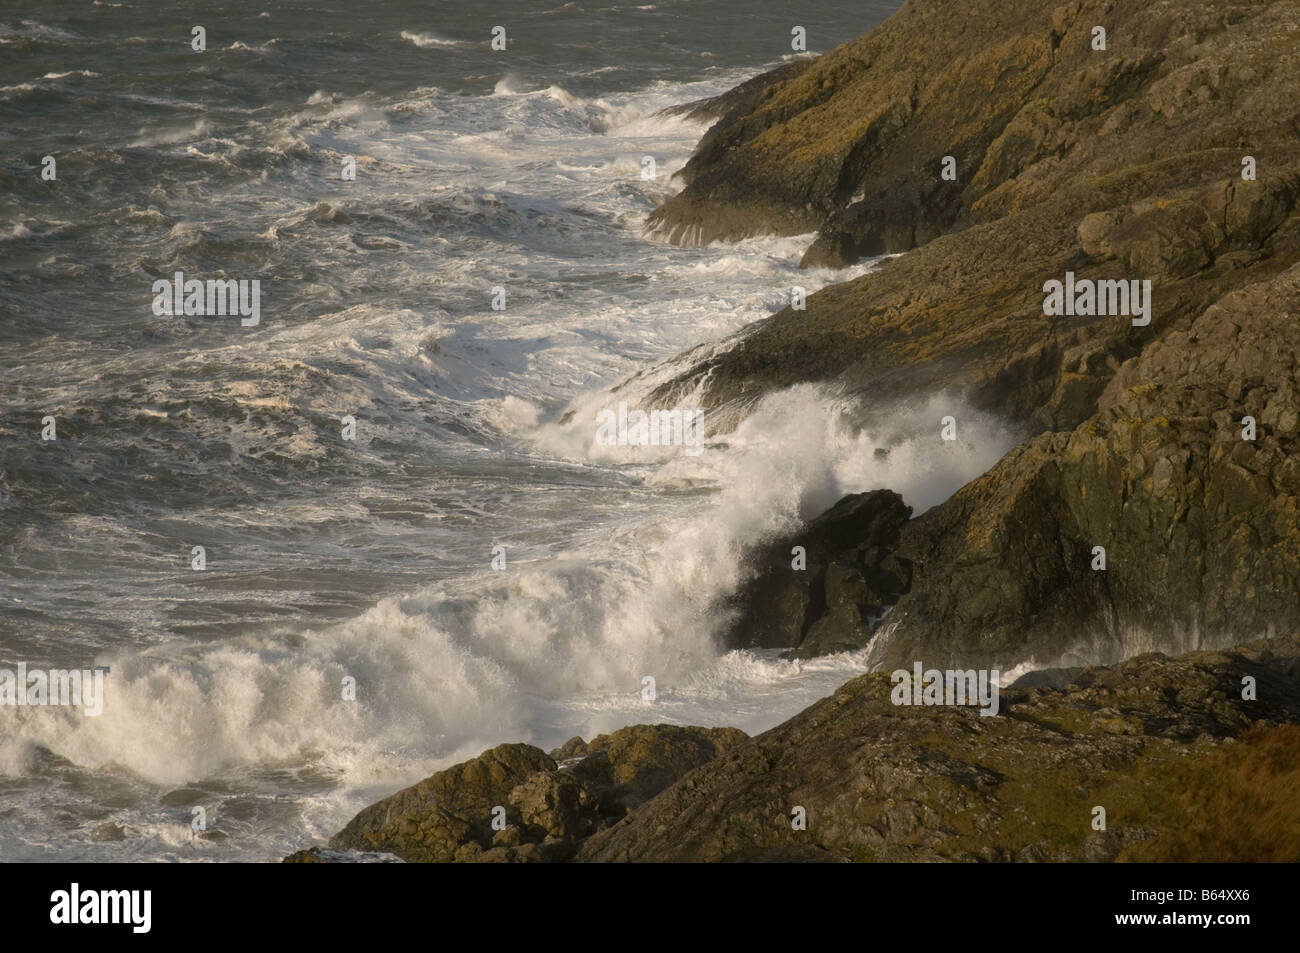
[720,489,912,655]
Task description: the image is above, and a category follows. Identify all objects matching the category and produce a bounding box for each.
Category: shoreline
[295,0,1300,861]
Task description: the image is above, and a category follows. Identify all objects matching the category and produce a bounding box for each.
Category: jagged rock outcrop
[719,489,913,656]
[872,260,1300,670]
[578,637,1300,862]
[646,0,1300,438]
[304,638,1300,862]
[660,57,817,125]
[314,725,747,863]
[638,0,1300,665]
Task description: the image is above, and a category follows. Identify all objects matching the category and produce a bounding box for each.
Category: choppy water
[0,0,1022,862]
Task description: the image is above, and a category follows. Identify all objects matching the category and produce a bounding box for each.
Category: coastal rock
[573,724,749,812]
[577,637,1300,862]
[874,261,1300,670]
[329,743,554,862]
[317,726,749,862]
[309,638,1300,863]
[637,0,1300,672]
[720,489,912,655]
[658,57,818,126]
[645,0,1300,437]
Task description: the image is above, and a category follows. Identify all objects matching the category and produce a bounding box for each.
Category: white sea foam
[401,30,473,49]
[2,59,1019,862]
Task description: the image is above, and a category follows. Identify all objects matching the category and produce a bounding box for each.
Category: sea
[0,0,1020,861]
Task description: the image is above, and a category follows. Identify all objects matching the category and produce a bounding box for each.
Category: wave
[3,378,1016,796]
[401,30,474,49]
[0,53,927,859]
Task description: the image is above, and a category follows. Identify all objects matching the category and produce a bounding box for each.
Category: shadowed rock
[720,489,913,656]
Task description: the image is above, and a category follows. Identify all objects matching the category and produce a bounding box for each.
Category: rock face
[643,0,1300,668]
[646,0,1300,436]
[309,638,1300,862]
[720,489,913,656]
[329,743,559,863]
[578,636,1300,862]
[659,57,818,126]
[323,726,747,863]
[873,260,1300,671]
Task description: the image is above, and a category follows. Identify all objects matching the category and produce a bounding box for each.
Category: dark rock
[159,788,209,808]
[720,489,912,655]
[92,822,127,843]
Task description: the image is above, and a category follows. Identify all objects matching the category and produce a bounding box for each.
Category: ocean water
[0,0,1020,861]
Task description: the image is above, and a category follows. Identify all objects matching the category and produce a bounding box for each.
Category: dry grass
[1122,724,1300,862]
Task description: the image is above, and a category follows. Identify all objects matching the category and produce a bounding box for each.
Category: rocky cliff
[672,0,1300,667]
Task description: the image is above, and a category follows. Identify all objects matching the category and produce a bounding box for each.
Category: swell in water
[1,1,1018,861]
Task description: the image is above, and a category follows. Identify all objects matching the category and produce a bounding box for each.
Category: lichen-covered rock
[509,771,584,848]
[317,726,749,862]
[638,0,1300,671]
[874,261,1300,670]
[328,743,554,862]
[645,0,1300,438]
[308,639,1300,863]
[577,637,1300,862]
[577,725,749,812]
